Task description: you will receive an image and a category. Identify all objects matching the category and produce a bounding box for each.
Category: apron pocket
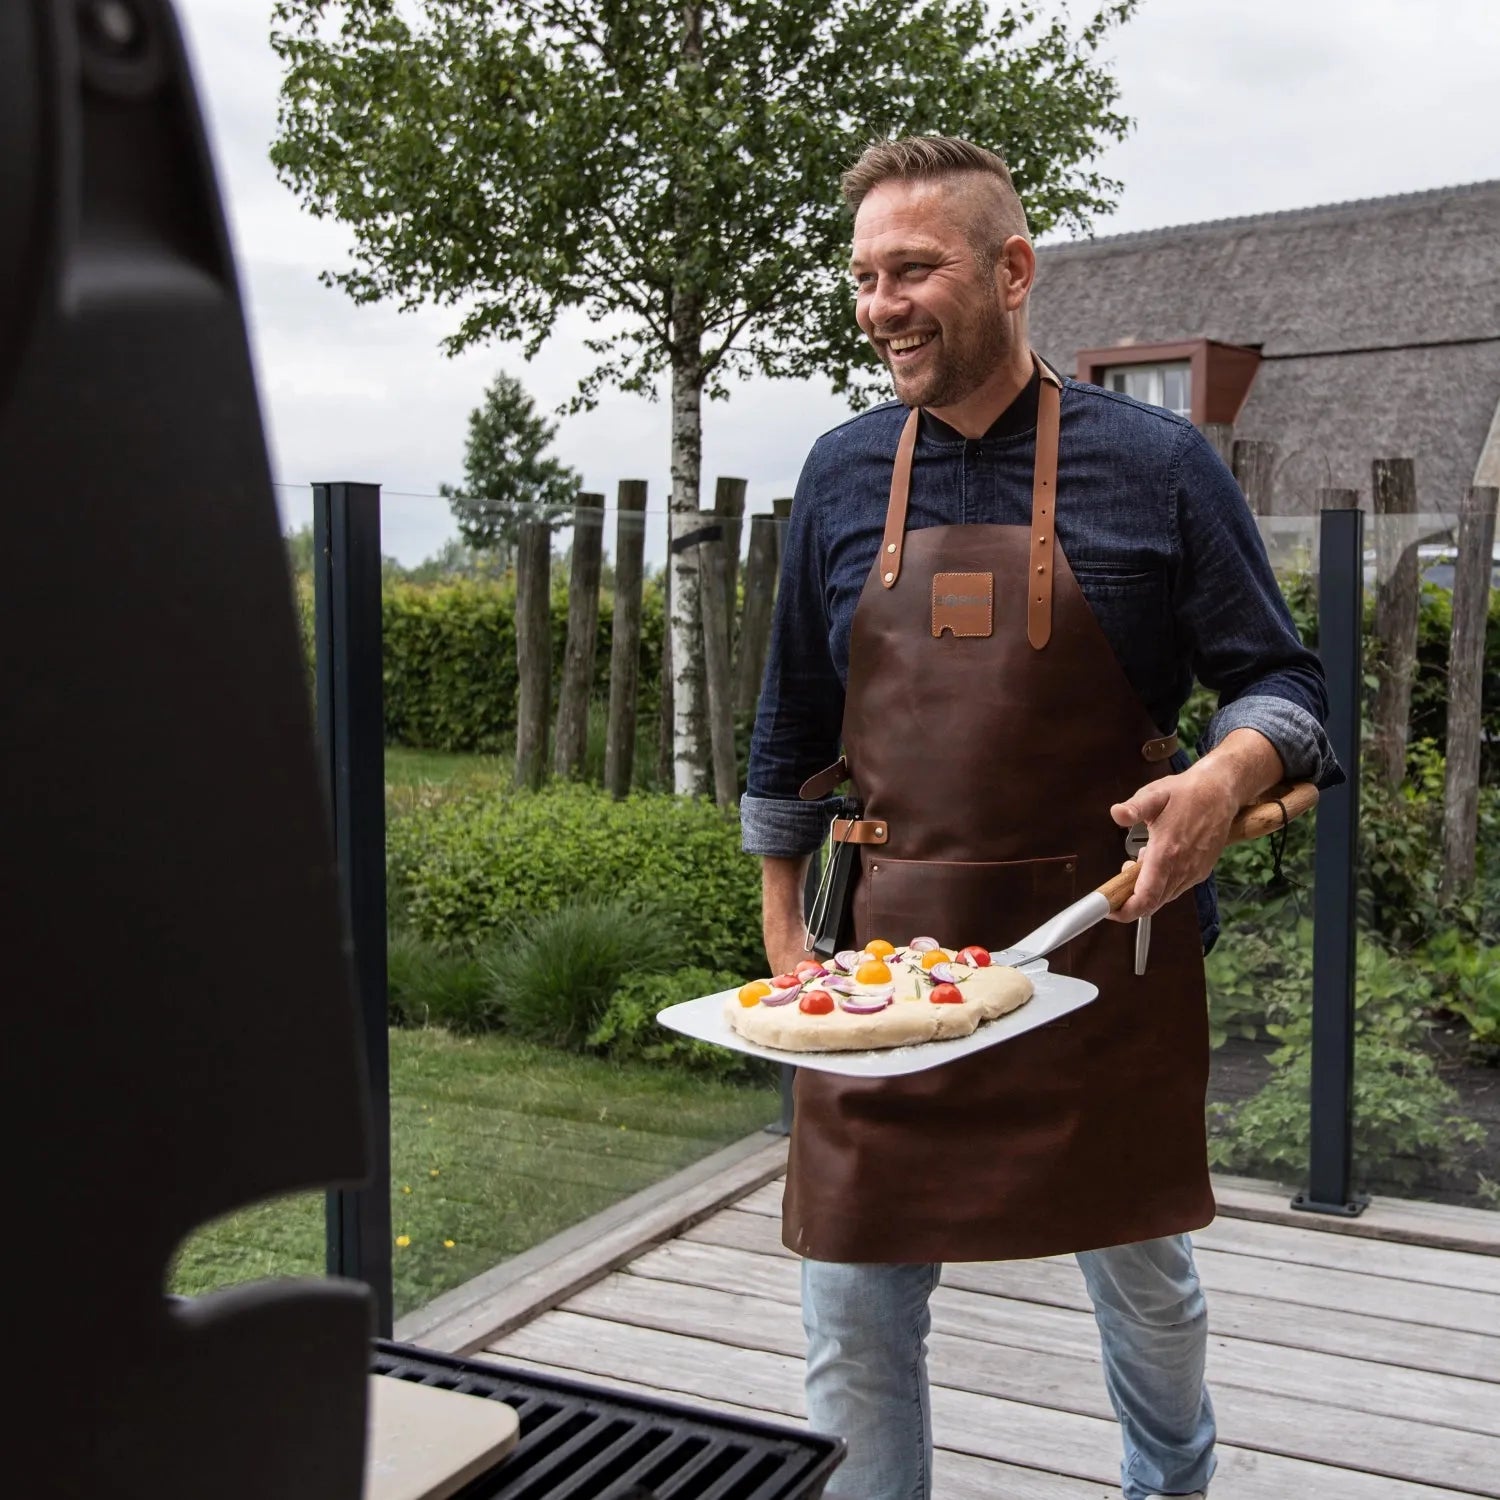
[856,852,1079,973]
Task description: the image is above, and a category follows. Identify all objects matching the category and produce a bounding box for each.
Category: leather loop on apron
[1027,379,1061,650]
[783,355,1213,1265]
[879,409,920,589]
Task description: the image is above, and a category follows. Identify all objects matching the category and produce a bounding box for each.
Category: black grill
[373,1340,843,1500]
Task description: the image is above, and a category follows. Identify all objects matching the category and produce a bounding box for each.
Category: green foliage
[1208,1033,1484,1192]
[1423,930,1500,1064]
[440,371,580,557]
[389,783,766,974]
[387,929,493,1033]
[482,899,676,1049]
[590,967,778,1082]
[270,0,1137,407]
[380,579,665,754]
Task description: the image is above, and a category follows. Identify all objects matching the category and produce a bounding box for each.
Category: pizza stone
[724,955,1033,1053]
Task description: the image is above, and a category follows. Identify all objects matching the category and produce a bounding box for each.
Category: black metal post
[1293,507,1367,1217]
[315,481,395,1328]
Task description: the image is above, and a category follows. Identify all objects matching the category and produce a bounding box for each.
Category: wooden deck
[425,1141,1500,1498]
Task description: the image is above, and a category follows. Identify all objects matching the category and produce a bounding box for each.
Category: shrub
[388,783,766,974]
[482,899,677,1050]
[380,579,665,754]
[1208,1033,1485,1192]
[590,967,779,1083]
[1424,930,1500,1065]
[386,930,492,1033]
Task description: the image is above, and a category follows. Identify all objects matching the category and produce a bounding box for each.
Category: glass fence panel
[1203,510,1497,1212]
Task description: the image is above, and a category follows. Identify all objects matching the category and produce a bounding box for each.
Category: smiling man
[741,136,1341,1500]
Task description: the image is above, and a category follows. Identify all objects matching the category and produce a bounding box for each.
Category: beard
[885,285,1011,410]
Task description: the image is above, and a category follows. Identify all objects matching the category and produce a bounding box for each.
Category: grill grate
[373,1340,843,1500]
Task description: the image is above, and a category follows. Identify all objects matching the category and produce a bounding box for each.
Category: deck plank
[488,1311,1490,1500]
[680,1210,1500,1384]
[619,1243,1500,1436]
[468,1357,1117,1500]
[555,1272,1500,1489]
[686,1207,1500,1339]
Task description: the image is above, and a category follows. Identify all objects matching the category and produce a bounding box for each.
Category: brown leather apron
[783,367,1215,1264]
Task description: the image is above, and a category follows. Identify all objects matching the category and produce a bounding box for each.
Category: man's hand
[1109,728,1284,923]
[762,853,819,976]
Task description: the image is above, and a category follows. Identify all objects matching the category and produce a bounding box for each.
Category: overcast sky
[173,0,1500,564]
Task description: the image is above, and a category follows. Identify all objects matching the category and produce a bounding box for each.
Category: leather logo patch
[931,572,993,638]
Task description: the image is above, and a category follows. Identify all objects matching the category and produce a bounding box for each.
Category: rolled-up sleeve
[1173,427,1343,790]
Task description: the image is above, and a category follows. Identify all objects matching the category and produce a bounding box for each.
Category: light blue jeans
[802,1235,1217,1500]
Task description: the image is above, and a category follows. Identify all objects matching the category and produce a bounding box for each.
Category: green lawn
[172,1028,777,1319]
[385,745,510,788]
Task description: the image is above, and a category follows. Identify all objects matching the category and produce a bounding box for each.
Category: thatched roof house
[1030,181,1500,516]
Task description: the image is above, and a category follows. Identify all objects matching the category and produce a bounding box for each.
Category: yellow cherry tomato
[855,959,892,985]
[919,948,953,971]
[863,938,896,958]
[737,979,773,1007]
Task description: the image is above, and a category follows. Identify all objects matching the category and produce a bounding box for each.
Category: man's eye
[903,262,929,276]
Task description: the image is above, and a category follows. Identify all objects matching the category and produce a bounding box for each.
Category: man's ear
[997,235,1037,310]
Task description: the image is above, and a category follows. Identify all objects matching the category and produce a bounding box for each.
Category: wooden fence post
[772,496,793,565]
[735,512,779,716]
[1232,439,1276,516]
[1371,457,1420,790]
[1442,485,1498,896]
[1199,422,1234,470]
[514,515,552,790]
[699,530,739,809]
[553,494,605,779]
[604,480,648,798]
[715,477,746,640]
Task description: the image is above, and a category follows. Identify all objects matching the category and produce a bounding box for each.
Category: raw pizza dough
[724,951,1033,1053]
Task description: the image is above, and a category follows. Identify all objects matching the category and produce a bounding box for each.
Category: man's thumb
[1111,780,1171,828]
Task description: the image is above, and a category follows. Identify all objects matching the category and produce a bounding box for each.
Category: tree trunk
[604,480,648,798]
[668,345,710,797]
[1442,485,1498,897]
[699,529,738,807]
[715,476,747,643]
[513,517,552,790]
[1231,439,1276,517]
[1371,457,1420,789]
[735,511,779,716]
[553,494,604,779]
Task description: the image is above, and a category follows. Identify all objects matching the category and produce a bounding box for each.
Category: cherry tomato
[958,945,991,968]
[929,982,964,1004]
[799,989,834,1014]
[794,960,826,979]
[770,973,799,989]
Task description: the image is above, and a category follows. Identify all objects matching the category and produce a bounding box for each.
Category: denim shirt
[741,376,1344,952]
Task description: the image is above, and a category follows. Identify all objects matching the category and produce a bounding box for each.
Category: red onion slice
[761,983,803,1007]
[833,949,862,973]
[837,992,893,1014]
[926,963,967,985]
[820,975,858,994]
[908,935,940,953]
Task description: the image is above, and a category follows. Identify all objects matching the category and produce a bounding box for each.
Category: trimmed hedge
[381,579,666,754]
[388,783,766,974]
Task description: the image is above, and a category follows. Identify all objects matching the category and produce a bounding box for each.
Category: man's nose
[868,274,908,331]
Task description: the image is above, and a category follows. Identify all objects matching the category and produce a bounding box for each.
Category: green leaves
[269,0,1138,403]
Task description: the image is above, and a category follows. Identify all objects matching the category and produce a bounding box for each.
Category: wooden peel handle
[1097,780,1319,912]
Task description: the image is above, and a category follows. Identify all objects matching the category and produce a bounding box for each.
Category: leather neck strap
[881,355,1064,650]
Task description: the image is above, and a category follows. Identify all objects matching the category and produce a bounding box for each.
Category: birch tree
[271,0,1137,794]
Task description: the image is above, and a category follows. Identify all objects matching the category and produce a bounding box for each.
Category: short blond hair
[842,136,1029,267]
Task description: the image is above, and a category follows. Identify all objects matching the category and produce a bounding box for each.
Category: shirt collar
[917,364,1042,446]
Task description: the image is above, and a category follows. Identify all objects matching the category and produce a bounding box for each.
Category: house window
[1102,361,1192,418]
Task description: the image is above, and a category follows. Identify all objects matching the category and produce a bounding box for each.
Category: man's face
[850,178,1011,410]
